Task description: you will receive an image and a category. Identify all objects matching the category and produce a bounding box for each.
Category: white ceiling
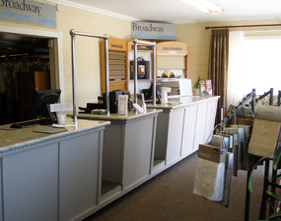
[48,0,281,24]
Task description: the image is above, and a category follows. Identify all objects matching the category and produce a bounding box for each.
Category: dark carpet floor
[84,152,266,221]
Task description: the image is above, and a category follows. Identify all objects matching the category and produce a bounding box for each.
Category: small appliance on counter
[158,78,192,97]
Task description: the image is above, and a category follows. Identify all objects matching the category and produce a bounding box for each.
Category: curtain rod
[205,24,281,30]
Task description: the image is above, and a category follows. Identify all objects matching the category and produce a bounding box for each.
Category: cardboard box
[198,144,226,163]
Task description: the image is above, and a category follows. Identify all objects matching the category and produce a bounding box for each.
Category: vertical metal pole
[71,32,78,129]
[252,89,256,115]
[152,44,156,106]
[104,38,110,116]
[244,171,251,221]
[133,40,138,104]
[269,88,274,106]
[270,167,277,215]
[278,90,281,106]
[259,160,269,220]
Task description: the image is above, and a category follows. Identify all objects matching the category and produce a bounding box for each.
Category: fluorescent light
[181,0,224,14]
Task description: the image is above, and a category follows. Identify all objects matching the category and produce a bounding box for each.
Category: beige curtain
[208,29,229,125]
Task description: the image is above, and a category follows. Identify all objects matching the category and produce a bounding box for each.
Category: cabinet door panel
[59,132,101,221]
[204,99,218,144]
[193,102,208,150]
[166,108,184,164]
[3,143,59,221]
[123,117,154,189]
[182,105,197,155]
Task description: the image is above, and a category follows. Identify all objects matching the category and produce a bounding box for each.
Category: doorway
[0,26,64,125]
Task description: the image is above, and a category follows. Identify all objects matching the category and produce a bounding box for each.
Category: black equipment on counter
[103,90,130,113]
[142,82,162,104]
[79,90,131,114]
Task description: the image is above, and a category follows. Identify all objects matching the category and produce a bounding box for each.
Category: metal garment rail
[278,91,281,106]
[70,29,110,128]
[133,39,157,105]
[217,89,256,130]
[250,88,274,106]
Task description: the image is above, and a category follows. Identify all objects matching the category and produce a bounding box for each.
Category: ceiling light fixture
[181,0,224,15]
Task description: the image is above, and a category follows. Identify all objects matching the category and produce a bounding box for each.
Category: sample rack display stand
[254,88,281,220]
[230,88,281,221]
[156,41,189,79]
[217,89,256,221]
[100,38,128,93]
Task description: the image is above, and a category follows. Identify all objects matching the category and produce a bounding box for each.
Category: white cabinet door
[166,108,185,165]
[204,99,218,144]
[193,102,208,150]
[181,105,197,155]
[122,117,155,190]
[59,132,102,221]
[2,143,59,221]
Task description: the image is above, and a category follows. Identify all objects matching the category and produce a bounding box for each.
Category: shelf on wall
[156,41,189,79]
[100,38,128,93]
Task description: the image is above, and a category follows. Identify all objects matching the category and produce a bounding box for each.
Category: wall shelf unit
[156,41,189,79]
[100,38,127,93]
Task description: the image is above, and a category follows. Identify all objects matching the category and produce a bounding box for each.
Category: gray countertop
[0,118,110,155]
[72,108,163,123]
[147,96,220,110]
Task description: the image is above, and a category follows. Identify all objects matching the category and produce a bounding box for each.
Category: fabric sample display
[193,157,225,201]
[211,134,230,150]
[217,152,234,207]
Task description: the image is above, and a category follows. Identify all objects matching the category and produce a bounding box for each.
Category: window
[228,32,281,107]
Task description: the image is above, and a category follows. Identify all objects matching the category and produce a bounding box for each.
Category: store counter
[147,95,219,169]
[73,109,162,215]
[0,118,110,221]
[60,96,218,220]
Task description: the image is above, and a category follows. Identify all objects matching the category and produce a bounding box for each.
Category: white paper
[193,158,225,201]
[50,103,73,112]
[118,95,128,115]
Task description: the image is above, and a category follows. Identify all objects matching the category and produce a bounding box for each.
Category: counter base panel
[3,143,59,221]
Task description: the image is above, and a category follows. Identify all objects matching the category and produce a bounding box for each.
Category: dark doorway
[0,32,51,125]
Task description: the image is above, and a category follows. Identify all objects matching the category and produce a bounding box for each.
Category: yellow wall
[0,4,131,107]
[0,1,280,107]
[55,5,132,106]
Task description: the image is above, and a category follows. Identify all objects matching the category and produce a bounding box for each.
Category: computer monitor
[30,89,61,125]
[144,82,162,103]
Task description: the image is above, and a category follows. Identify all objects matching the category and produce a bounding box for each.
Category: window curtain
[227,31,244,109]
[208,29,229,125]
